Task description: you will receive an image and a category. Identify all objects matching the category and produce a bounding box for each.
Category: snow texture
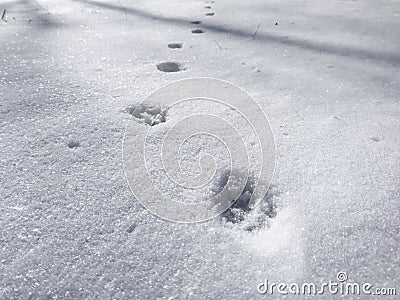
[1,0,399,299]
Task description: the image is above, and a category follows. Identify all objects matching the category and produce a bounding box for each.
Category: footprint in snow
[192,28,204,34]
[167,43,183,49]
[156,62,186,72]
[67,140,80,149]
[205,12,215,16]
[190,20,202,24]
[212,169,279,232]
[126,103,168,126]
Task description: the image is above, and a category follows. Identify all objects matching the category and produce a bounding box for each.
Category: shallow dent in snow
[126,103,168,126]
[167,43,183,49]
[67,140,80,149]
[191,28,204,34]
[156,62,185,72]
[211,169,278,232]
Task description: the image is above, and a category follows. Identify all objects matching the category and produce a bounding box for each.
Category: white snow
[1,0,399,298]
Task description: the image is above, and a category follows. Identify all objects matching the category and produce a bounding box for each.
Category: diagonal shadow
[72,0,400,66]
[2,0,61,28]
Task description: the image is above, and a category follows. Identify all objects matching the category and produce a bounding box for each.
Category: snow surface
[1,0,400,298]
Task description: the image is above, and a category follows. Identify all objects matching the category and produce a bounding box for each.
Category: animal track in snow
[167,43,183,49]
[204,6,211,9]
[211,169,278,232]
[191,28,204,34]
[205,12,215,16]
[67,140,80,149]
[126,103,168,126]
[190,20,202,24]
[156,62,185,72]
[239,185,278,232]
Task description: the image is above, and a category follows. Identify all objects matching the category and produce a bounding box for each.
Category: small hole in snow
[192,28,204,34]
[205,12,215,16]
[126,103,168,126]
[167,43,183,49]
[190,20,202,24]
[67,140,80,149]
[156,62,185,72]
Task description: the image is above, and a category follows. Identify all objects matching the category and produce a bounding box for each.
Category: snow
[1,0,399,298]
